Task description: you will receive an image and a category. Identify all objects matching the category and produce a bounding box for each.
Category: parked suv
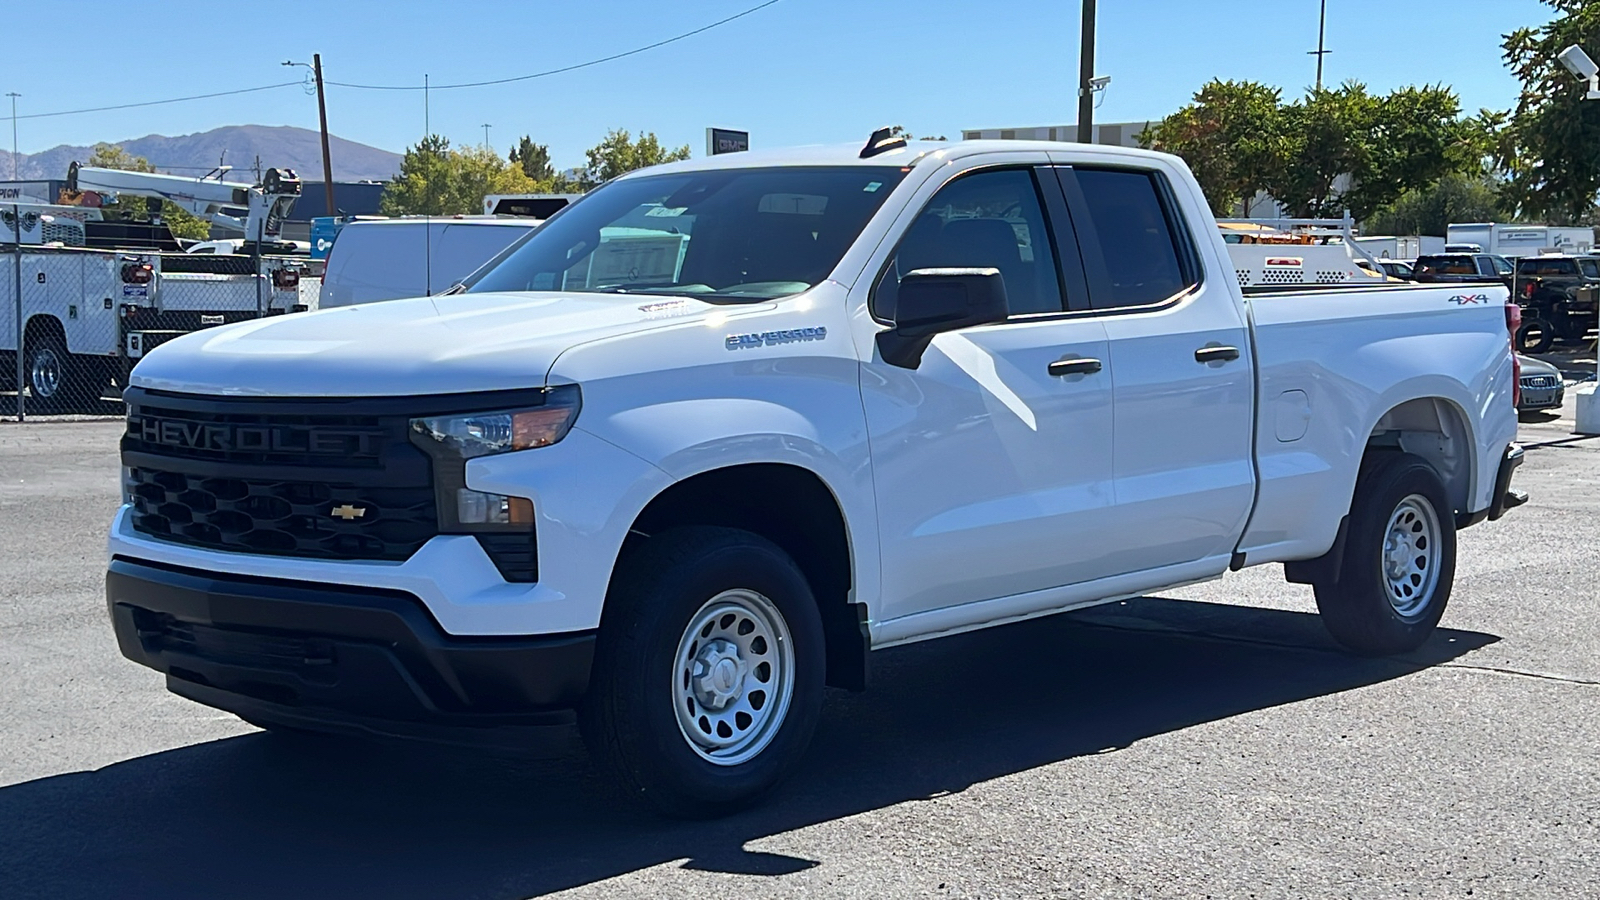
[1510,254,1600,352]
[1413,253,1515,289]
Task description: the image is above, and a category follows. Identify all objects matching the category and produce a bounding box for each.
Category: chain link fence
[4,212,320,420]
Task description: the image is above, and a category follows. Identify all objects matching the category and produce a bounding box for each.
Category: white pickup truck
[107,134,1525,817]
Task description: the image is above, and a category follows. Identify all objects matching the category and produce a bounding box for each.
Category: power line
[4,1,782,128]
[15,81,304,121]
[325,0,781,91]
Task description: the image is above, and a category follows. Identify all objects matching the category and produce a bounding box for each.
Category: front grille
[128,467,436,560]
[123,388,441,562]
[125,400,391,470]
[1520,375,1561,390]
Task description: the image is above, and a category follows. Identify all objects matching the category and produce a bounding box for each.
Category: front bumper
[1518,384,1565,411]
[107,558,594,752]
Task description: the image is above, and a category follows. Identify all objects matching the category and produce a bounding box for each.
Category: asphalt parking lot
[1,391,1596,899]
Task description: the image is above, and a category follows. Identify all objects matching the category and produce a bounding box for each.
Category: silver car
[1517,354,1566,414]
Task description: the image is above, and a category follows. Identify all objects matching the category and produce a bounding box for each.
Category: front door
[861,164,1119,621]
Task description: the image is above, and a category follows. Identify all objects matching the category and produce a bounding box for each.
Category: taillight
[1505,301,1521,409]
[1523,281,1536,299]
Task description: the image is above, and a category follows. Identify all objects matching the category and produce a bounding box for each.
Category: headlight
[409,385,581,458]
[408,385,580,535]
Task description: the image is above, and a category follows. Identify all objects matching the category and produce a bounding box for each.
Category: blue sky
[2,0,1559,172]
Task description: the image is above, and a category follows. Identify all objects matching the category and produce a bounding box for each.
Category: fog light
[456,489,533,526]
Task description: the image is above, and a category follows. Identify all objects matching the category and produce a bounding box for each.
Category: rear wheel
[20,328,106,414]
[580,526,825,818]
[1313,453,1456,656]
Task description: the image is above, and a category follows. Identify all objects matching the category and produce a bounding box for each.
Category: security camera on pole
[1559,45,1600,434]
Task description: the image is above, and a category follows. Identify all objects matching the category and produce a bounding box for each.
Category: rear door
[1052,165,1255,572]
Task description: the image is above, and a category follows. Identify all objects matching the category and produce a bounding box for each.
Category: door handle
[1194,345,1241,364]
[1048,356,1103,377]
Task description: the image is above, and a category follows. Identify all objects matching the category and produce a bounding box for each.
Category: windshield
[465,166,908,301]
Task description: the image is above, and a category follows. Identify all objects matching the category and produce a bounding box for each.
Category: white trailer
[1446,222,1594,258]
[1352,235,1445,260]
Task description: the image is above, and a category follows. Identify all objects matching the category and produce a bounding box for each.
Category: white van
[318,217,541,308]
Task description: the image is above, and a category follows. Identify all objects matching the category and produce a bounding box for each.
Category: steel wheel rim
[672,588,795,766]
[30,347,61,398]
[1381,493,1442,619]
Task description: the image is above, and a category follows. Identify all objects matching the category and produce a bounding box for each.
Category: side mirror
[877,267,1010,368]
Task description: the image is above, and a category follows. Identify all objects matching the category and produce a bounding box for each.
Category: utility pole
[283,57,337,216]
[6,92,19,180]
[1076,0,1096,143]
[1309,0,1330,90]
[313,54,335,217]
[482,123,492,149]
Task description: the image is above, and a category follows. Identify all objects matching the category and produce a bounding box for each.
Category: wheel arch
[23,312,66,346]
[618,461,868,691]
[1365,394,1477,519]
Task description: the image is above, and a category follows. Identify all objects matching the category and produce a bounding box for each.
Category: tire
[21,330,82,414]
[1515,318,1554,354]
[579,526,825,818]
[1313,453,1457,656]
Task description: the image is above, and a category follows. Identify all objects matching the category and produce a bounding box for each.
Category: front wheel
[1313,453,1456,656]
[580,526,825,818]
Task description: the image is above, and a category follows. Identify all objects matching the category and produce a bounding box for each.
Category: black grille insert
[130,467,436,561]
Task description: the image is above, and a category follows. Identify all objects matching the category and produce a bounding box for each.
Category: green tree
[580,129,690,188]
[1500,0,1600,223]
[1365,173,1510,236]
[84,143,211,240]
[1264,82,1382,218]
[381,135,538,215]
[887,125,948,141]
[1140,79,1284,216]
[509,136,555,182]
[1345,85,1486,220]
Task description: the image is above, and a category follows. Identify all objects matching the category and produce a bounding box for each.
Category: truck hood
[130,292,727,397]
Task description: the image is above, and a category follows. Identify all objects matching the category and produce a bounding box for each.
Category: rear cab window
[1056,166,1199,310]
[1580,259,1600,279]
[1415,255,1477,275]
[1520,258,1580,277]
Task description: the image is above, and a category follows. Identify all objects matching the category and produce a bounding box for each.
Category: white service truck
[2,166,316,412]
[106,136,1526,816]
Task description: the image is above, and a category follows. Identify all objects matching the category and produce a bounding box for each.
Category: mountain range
[0,125,402,184]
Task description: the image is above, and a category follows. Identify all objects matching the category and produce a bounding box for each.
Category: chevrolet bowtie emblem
[330,504,367,521]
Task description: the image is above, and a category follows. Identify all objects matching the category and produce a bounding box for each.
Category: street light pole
[312,54,335,218]
[1076,0,1096,144]
[283,57,337,218]
[482,123,492,149]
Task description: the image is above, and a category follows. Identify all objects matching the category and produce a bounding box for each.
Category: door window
[1580,259,1600,279]
[874,168,1065,318]
[1065,168,1197,310]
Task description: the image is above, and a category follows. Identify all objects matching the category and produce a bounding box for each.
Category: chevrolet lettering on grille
[134,416,380,455]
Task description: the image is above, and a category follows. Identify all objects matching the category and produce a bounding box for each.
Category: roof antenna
[859,126,907,159]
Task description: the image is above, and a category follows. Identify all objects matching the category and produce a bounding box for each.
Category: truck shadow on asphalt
[0,597,1497,900]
